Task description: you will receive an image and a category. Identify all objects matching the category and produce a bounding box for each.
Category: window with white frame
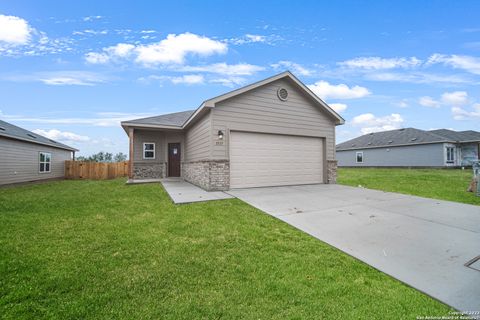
[356,151,363,163]
[446,147,455,163]
[143,142,155,159]
[39,152,51,173]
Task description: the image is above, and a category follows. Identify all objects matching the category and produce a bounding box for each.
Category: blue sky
[1,0,479,156]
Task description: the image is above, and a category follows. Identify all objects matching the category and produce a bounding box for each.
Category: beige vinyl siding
[184,111,211,161]
[133,130,164,163]
[133,129,184,163]
[211,78,336,160]
[0,137,71,185]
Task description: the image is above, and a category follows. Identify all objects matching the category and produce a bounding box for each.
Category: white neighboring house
[336,128,480,167]
[0,120,77,185]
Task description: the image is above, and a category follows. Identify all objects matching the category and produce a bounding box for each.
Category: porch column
[128,127,134,179]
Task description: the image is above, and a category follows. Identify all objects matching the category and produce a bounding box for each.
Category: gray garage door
[230,131,324,188]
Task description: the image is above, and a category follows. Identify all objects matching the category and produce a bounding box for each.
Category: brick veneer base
[133,163,165,179]
[327,160,338,184]
[182,160,229,191]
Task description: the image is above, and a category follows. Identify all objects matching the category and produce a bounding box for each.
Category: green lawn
[338,168,480,206]
[0,179,451,319]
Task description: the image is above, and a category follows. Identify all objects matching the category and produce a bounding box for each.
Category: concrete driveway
[228,184,480,312]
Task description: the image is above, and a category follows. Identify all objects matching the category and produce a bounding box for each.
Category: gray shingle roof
[336,127,480,151]
[0,119,77,151]
[429,129,480,142]
[123,110,195,127]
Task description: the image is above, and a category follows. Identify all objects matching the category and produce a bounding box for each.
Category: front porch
[128,127,184,180]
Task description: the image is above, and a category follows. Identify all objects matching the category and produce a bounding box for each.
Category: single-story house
[336,127,480,167]
[0,120,77,186]
[121,71,344,190]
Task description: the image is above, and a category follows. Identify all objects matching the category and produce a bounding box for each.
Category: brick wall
[133,162,165,179]
[182,160,229,191]
[209,161,230,191]
[327,160,337,184]
[182,161,210,190]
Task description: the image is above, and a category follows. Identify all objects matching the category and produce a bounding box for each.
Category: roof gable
[0,119,77,151]
[203,71,344,125]
[122,71,345,132]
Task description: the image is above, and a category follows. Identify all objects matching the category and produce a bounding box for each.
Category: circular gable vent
[277,87,288,101]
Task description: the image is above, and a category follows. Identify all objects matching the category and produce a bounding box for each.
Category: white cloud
[139,71,250,87]
[339,56,421,69]
[242,34,266,43]
[171,74,204,84]
[178,62,264,76]
[0,14,32,45]
[209,76,247,87]
[135,32,227,65]
[351,113,404,134]
[364,71,474,84]
[38,71,107,86]
[85,52,110,64]
[271,61,312,76]
[138,74,204,85]
[395,100,409,108]
[230,34,265,44]
[328,103,347,113]
[440,91,468,106]
[85,33,227,66]
[3,112,154,127]
[82,15,103,22]
[451,104,480,120]
[5,71,108,86]
[40,77,93,86]
[427,54,480,75]
[229,34,282,45]
[85,43,135,64]
[419,96,440,108]
[73,29,108,36]
[419,91,469,109]
[308,80,371,99]
[0,15,74,57]
[32,129,90,142]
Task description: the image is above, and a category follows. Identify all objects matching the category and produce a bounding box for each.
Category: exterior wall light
[218,130,224,140]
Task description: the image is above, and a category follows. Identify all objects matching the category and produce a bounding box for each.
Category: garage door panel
[230,131,323,188]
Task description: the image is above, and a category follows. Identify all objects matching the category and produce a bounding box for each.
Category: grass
[0,179,451,319]
[338,168,480,206]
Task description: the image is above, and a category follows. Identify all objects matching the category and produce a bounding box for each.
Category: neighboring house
[0,120,77,186]
[121,71,344,190]
[336,128,480,167]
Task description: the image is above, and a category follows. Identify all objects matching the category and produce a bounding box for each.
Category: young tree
[114,152,127,162]
[76,151,115,162]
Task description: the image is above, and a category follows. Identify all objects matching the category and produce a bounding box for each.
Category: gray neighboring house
[336,127,480,167]
[0,120,77,186]
[121,71,345,190]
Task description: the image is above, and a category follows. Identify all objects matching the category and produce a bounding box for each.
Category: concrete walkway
[161,178,233,204]
[228,184,480,313]
[126,178,162,184]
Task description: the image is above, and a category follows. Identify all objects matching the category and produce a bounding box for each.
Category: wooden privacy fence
[65,161,129,180]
